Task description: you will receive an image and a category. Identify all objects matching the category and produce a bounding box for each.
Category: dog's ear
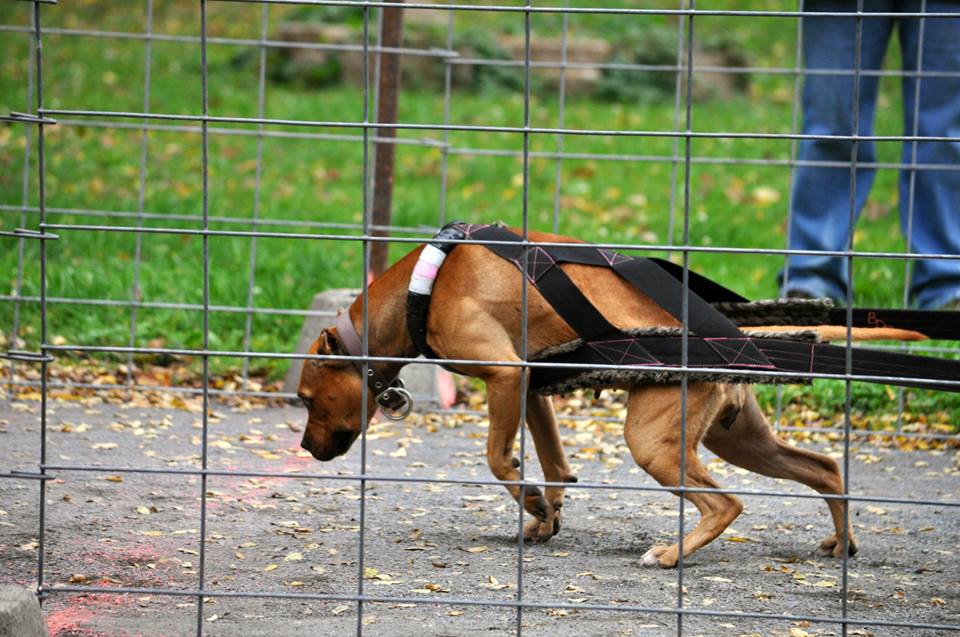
[310,329,343,368]
[315,328,342,355]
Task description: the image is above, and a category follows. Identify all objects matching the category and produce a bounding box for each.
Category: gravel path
[1,396,959,637]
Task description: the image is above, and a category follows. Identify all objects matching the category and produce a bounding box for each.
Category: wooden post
[370,0,404,277]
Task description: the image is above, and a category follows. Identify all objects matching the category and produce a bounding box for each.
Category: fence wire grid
[2,0,959,636]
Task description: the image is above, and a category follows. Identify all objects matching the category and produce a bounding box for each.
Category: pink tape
[413,260,439,281]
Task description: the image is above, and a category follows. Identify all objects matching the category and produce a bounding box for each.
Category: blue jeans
[782,0,960,309]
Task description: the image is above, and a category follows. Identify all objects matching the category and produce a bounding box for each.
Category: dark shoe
[784,289,815,301]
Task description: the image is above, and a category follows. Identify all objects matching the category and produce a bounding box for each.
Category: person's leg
[898,1,960,309]
[782,1,894,301]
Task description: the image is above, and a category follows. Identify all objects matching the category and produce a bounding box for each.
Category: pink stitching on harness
[413,260,439,280]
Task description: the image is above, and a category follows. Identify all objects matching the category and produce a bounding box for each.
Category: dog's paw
[521,486,549,521]
[523,504,561,543]
[640,545,676,568]
[817,533,858,558]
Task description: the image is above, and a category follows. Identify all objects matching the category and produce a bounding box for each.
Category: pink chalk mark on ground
[45,592,136,637]
[45,540,188,636]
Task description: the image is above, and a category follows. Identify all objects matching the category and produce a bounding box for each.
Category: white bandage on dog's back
[408,244,448,295]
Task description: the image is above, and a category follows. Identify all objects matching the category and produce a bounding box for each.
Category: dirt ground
[1,394,959,637]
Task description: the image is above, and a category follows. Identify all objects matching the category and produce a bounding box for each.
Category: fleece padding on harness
[528,327,822,395]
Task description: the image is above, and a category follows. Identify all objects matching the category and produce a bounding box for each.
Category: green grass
[1,1,958,423]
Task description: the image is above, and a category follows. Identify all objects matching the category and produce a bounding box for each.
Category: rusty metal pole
[370,0,404,277]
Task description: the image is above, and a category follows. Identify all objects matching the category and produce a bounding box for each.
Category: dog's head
[297,327,376,461]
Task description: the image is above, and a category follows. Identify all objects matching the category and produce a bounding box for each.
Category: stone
[497,34,612,93]
[0,586,47,637]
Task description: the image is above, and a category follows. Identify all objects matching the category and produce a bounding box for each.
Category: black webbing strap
[646,257,748,304]
[406,223,467,368]
[610,257,744,338]
[457,231,623,343]
[467,224,755,344]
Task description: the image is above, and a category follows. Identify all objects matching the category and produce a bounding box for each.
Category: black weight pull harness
[406,222,960,396]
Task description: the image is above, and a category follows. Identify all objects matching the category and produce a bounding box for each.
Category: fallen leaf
[481,575,511,591]
[752,185,781,206]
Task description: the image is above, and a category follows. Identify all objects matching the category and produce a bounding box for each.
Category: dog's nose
[300,436,316,455]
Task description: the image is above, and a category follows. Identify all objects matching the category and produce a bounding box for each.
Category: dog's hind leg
[624,383,744,568]
[482,366,554,532]
[702,388,857,559]
[523,393,577,542]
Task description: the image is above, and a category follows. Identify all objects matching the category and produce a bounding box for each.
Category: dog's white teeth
[640,548,660,567]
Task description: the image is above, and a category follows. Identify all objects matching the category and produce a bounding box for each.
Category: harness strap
[406,223,467,365]
[469,224,756,346]
[541,243,748,304]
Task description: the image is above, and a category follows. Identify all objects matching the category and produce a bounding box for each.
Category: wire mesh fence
[2,1,959,635]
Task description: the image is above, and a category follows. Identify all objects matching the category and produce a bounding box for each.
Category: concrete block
[0,586,47,637]
[283,289,451,408]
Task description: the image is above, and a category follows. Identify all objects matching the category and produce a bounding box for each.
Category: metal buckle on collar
[375,378,414,421]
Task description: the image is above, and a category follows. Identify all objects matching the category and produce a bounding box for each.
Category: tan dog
[298,230,923,567]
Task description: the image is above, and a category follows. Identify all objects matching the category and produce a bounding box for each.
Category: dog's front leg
[484,367,553,534]
[523,393,576,542]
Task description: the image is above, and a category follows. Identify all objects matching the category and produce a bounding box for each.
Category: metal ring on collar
[376,385,414,421]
